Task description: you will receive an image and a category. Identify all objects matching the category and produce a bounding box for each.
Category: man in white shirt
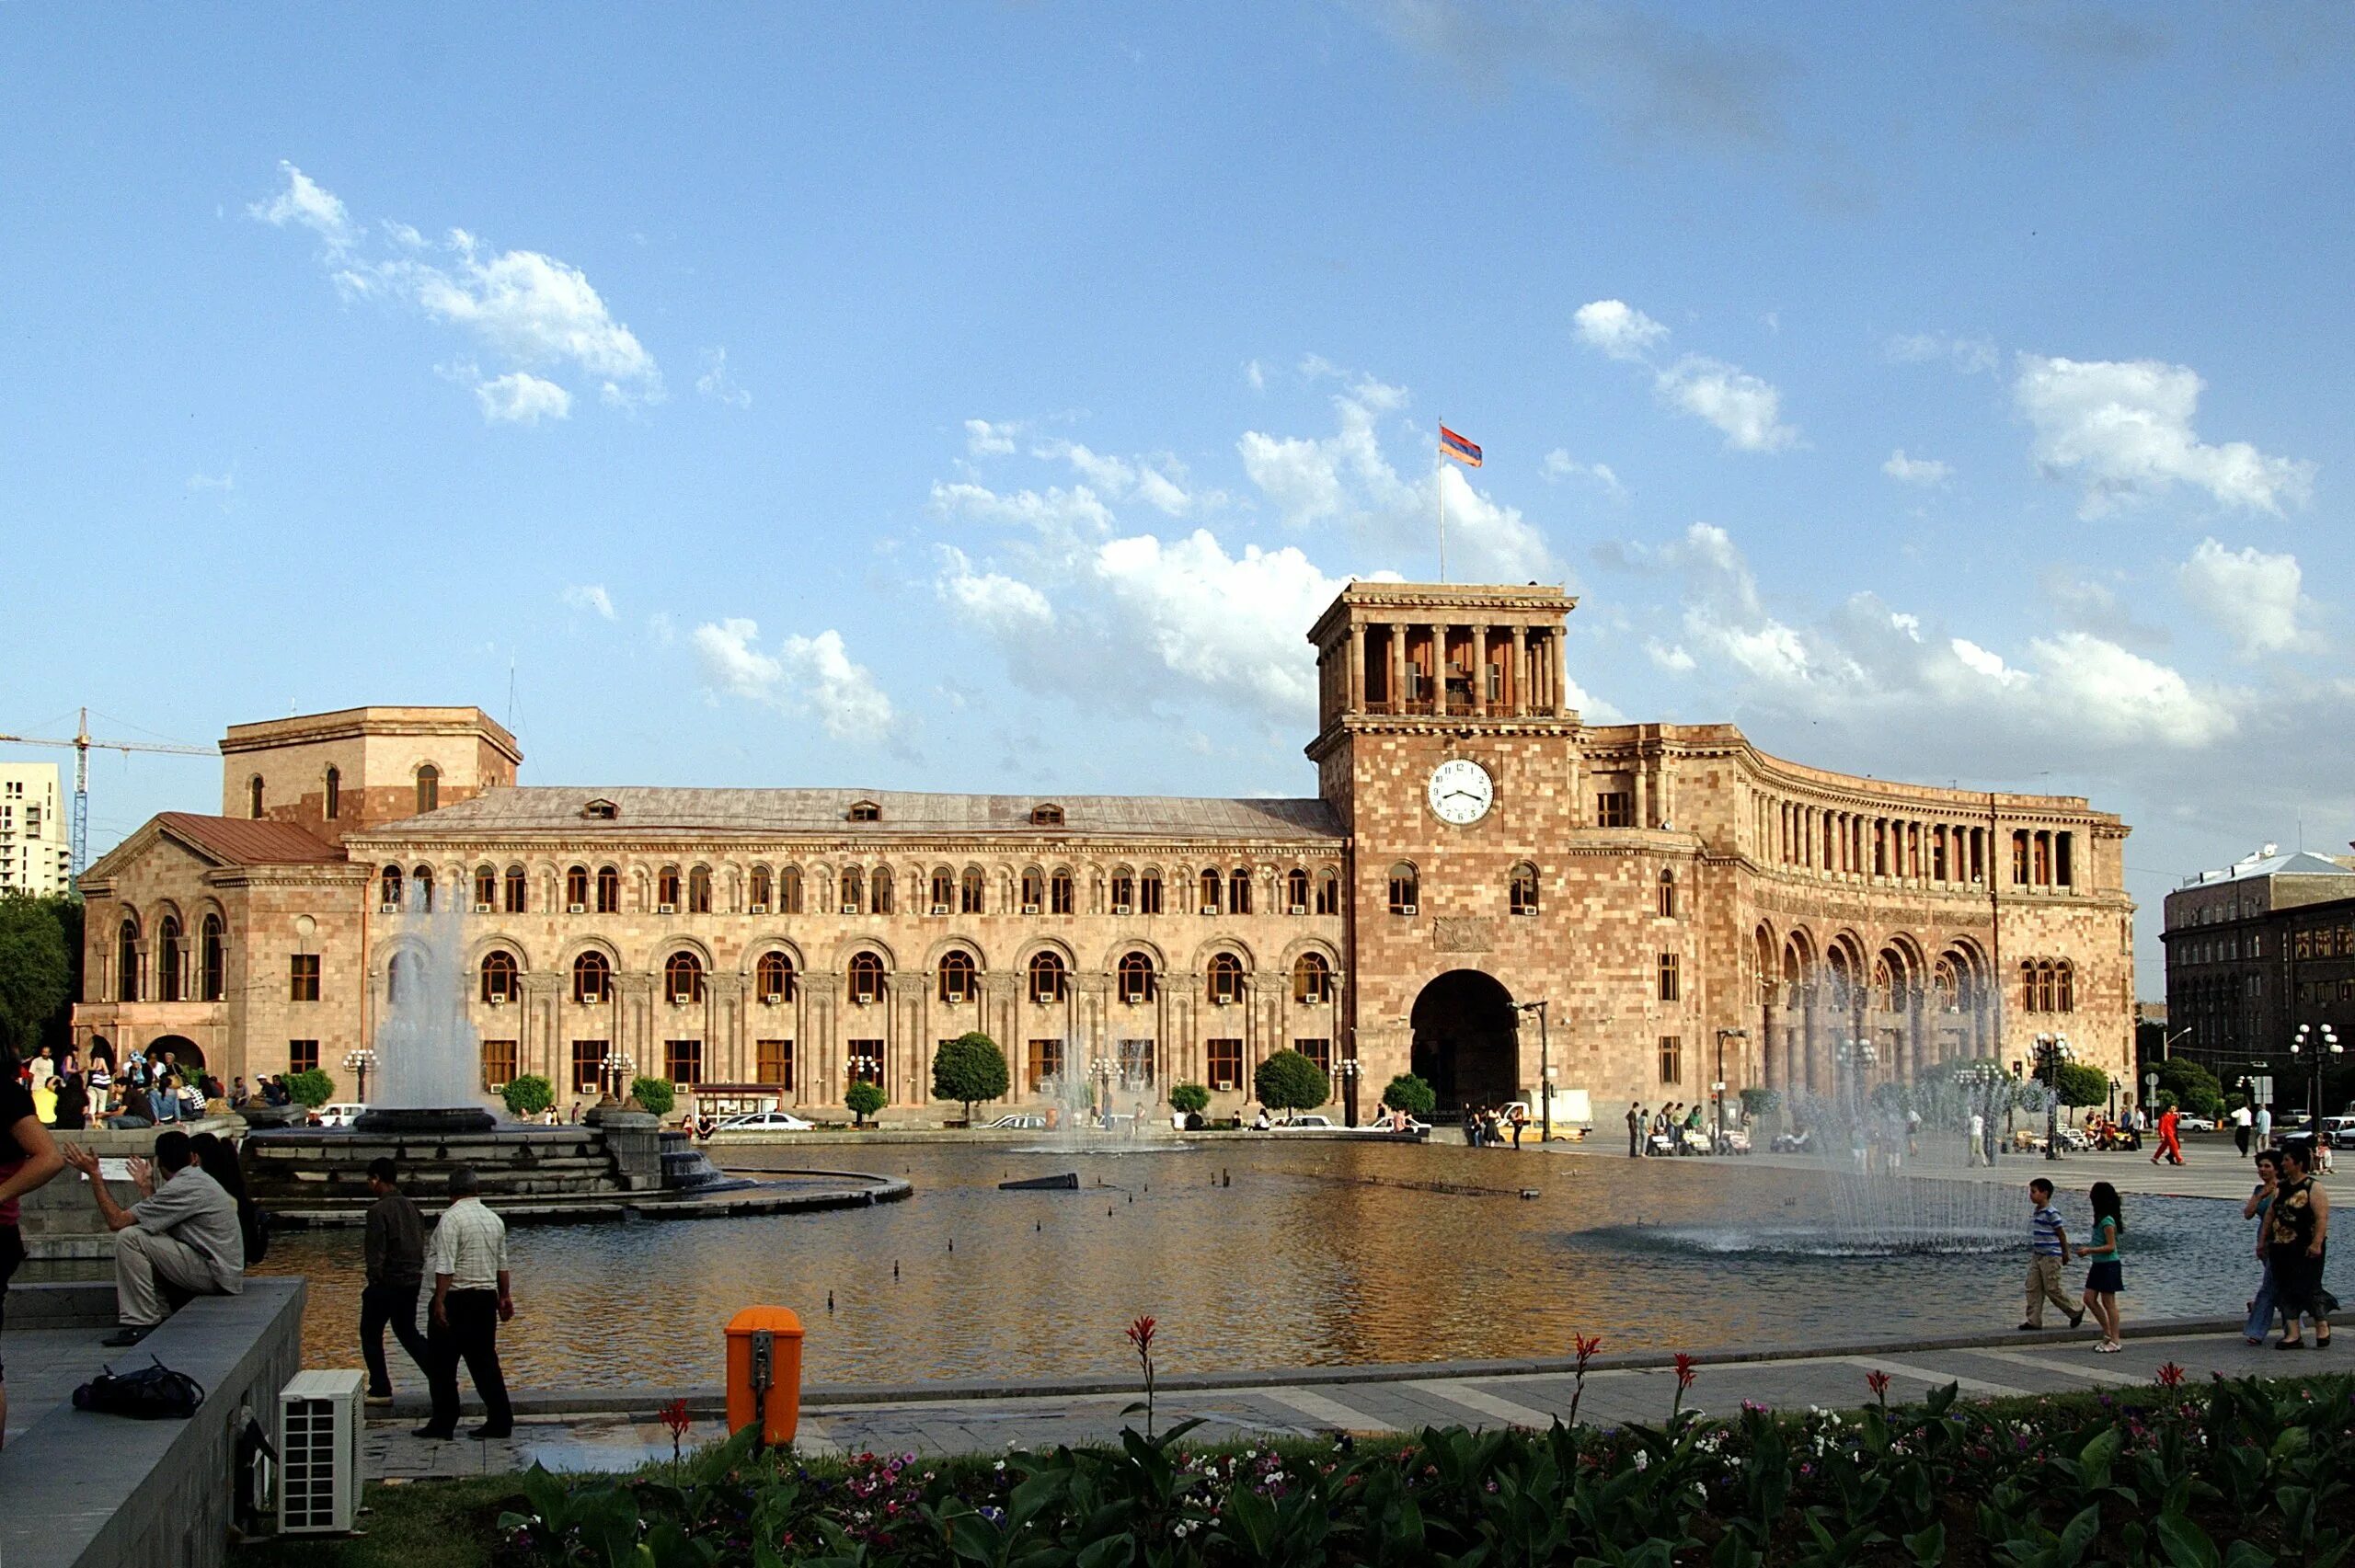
[413,1165,514,1441]
[2232,1103,2255,1156]
[62,1129,245,1345]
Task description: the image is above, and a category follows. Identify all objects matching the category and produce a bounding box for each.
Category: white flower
[1633,1450,1650,1471]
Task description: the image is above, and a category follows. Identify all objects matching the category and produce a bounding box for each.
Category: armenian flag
[1439,425,1483,468]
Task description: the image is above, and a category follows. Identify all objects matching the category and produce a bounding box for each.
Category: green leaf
[1903,1523,1947,1566]
[2157,1513,2221,1568]
[2057,1502,2103,1568]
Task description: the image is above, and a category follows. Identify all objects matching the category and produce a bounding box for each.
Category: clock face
[1427,758,1495,826]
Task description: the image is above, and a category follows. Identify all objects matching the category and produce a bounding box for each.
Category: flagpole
[1436,422,1448,583]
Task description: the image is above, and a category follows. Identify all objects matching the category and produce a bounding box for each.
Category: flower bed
[495,1371,2355,1566]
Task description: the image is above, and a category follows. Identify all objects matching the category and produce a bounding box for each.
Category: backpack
[74,1356,206,1420]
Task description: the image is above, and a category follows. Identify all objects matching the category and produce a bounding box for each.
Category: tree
[284,1068,335,1108]
[931,1031,1010,1122]
[844,1081,887,1127]
[1382,1072,1436,1118]
[0,893,72,1057]
[500,1074,555,1118]
[1166,1082,1210,1116]
[2054,1060,2110,1109]
[629,1076,676,1116]
[1254,1049,1330,1116]
[2154,1057,2225,1119]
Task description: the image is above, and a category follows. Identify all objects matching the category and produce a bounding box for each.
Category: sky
[4,4,2350,995]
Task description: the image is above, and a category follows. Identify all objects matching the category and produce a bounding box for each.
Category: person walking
[2151,1104,2184,1166]
[1627,1103,1645,1158]
[1508,1103,1526,1150]
[1969,1109,1987,1167]
[360,1158,431,1403]
[414,1166,514,1440]
[2074,1180,2125,1352]
[2255,1104,2273,1151]
[2243,1150,2282,1345]
[2267,1141,2334,1349]
[2021,1176,2084,1332]
[0,1044,68,1448]
[2233,1103,2254,1158]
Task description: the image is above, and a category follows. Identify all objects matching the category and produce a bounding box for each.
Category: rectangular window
[1596,791,1635,828]
[289,954,320,1002]
[1658,1035,1682,1085]
[1118,1037,1155,1086]
[1140,875,1164,915]
[1315,876,1339,916]
[571,1040,608,1094]
[1658,952,1681,1002]
[1206,1038,1244,1093]
[665,1039,705,1085]
[846,1039,884,1086]
[1027,1037,1064,1091]
[481,1038,518,1091]
[756,1038,794,1089]
[289,1039,319,1075]
[1294,1037,1332,1076]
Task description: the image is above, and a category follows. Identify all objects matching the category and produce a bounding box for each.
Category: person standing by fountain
[2242,1150,2282,1345]
[2074,1180,2125,1352]
[414,1166,514,1441]
[2020,1177,2084,1332]
[361,1158,431,1404]
[2267,1141,2332,1350]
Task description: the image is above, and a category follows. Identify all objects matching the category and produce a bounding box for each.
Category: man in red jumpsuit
[2150,1104,2184,1166]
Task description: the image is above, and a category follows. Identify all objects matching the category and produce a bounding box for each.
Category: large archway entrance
[1409,969,1520,1112]
[144,1035,204,1070]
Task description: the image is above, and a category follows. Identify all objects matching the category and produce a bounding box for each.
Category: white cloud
[695,347,752,408]
[1572,299,1669,361]
[1031,441,1197,516]
[1657,356,1797,452]
[1885,331,1997,374]
[2014,353,2315,516]
[560,584,616,620]
[1244,359,1266,392]
[247,161,355,252]
[692,619,894,742]
[936,546,1055,635]
[2178,537,2312,658]
[1881,448,1951,486]
[1541,450,1626,497]
[185,472,235,493]
[963,418,1021,457]
[929,480,1117,554]
[475,372,571,425]
[1647,639,1696,672]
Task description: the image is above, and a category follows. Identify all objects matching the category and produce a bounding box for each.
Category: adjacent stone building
[71,583,2135,1122]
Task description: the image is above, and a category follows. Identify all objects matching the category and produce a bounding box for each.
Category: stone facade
[71,589,2136,1122]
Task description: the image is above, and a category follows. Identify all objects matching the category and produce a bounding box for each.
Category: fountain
[356,890,496,1136]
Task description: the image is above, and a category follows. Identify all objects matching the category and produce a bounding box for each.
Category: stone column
[1386,623,1405,714]
[1471,626,1488,715]
[1553,631,1569,715]
[1348,622,1366,712]
[1510,626,1528,715]
[1635,756,1650,830]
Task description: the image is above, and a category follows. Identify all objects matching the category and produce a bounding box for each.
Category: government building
[70,582,2136,1124]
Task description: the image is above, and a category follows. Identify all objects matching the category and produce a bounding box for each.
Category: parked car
[1271,1114,1337,1129]
[2320,1114,2355,1150]
[712,1109,815,1133]
[2175,1115,2219,1132]
[977,1113,1049,1130]
[316,1102,367,1127]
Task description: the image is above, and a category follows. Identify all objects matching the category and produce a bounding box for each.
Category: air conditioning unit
[279,1368,364,1535]
[1112,903,1132,915]
[842,903,859,914]
[749,903,769,914]
[474,902,493,914]
[379,903,398,914]
[764,992,784,1004]
[1200,905,1218,916]
[569,903,587,914]
[931,904,949,915]
[1400,904,1419,916]
[1289,904,1306,915]
[659,902,677,914]
[1022,903,1040,914]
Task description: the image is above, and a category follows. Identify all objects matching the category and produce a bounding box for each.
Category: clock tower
[1304,582,1583,1111]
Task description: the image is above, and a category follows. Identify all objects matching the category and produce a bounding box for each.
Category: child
[2021,1177,2083,1331]
[2074,1180,2125,1352]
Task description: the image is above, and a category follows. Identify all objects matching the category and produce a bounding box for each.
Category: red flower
[1574,1333,1603,1368]
[659,1398,692,1439]
[2156,1361,2187,1389]
[1673,1353,1696,1391]
[1126,1314,1157,1355]
[1866,1369,1891,1401]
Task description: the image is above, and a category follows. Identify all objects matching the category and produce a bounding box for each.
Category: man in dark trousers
[360,1157,431,1405]
[1627,1104,1645,1157]
[413,1165,514,1441]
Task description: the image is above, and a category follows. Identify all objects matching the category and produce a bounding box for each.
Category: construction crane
[0,707,216,877]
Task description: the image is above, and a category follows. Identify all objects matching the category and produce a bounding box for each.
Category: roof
[155,813,344,865]
[2177,849,2355,889]
[357,787,1343,844]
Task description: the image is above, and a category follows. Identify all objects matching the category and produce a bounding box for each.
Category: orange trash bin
[724,1307,805,1446]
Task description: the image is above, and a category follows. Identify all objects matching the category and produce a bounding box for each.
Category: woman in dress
[2243,1150,2282,1345]
[2074,1180,2126,1352]
[2269,1141,2334,1349]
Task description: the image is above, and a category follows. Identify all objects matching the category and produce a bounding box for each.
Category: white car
[316,1102,367,1127]
[2175,1115,2218,1133]
[2320,1115,2355,1150]
[976,1113,1049,1130]
[1272,1114,1337,1129]
[712,1110,815,1133]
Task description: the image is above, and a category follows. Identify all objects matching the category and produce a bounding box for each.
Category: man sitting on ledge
[62,1129,246,1346]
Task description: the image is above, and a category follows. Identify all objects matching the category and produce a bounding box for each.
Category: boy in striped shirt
[2021,1177,2084,1330]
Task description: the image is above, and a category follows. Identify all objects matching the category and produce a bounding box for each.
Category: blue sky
[4,4,2349,990]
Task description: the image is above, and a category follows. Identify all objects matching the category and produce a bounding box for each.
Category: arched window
[687,864,713,914]
[596,864,621,913]
[841,866,866,914]
[156,916,183,1002]
[1510,862,1540,916]
[847,951,887,1005]
[1199,868,1222,915]
[324,765,339,820]
[658,865,682,910]
[415,763,440,814]
[480,951,520,1003]
[200,914,224,1001]
[781,864,804,914]
[664,950,706,1005]
[750,865,774,910]
[937,949,977,1003]
[871,867,895,915]
[2020,961,2039,1013]
[930,867,953,912]
[1050,868,1074,916]
[1229,868,1252,915]
[755,950,796,1003]
[1292,952,1333,1004]
[1206,952,1246,1006]
[1387,863,1418,915]
[1285,868,1310,913]
[248,775,264,818]
[566,864,590,910]
[381,864,404,910]
[388,951,412,1004]
[475,864,498,910]
[1117,950,1156,1004]
[573,951,612,1004]
[504,864,526,913]
[413,864,434,912]
[960,866,985,914]
[1020,868,1044,911]
[1658,868,1678,918]
[2056,961,2074,1013]
[1139,869,1164,915]
[1315,872,1340,917]
[116,918,140,1001]
[1028,950,1068,1003]
[1111,867,1136,912]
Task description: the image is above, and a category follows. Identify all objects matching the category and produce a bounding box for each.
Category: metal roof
[2178,849,2355,888]
[155,813,344,864]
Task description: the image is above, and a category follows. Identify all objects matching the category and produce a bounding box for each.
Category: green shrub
[1253,1048,1329,1114]
[1166,1082,1210,1116]
[1739,1086,1779,1116]
[500,1074,555,1117]
[2053,1060,2110,1108]
[283,1068,335,1108]
[1381,1072,1436,1117]
[844,1081,887,1126]
[931,1032,1009,1120]
[2153,1056,2225,1119]
[629,1076,675,1116]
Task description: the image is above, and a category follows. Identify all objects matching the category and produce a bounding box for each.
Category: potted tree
[931,1032,1009,1127]
[500,1074,556,1122]
[1167,1082,1210,1131]
[845,1081,887,1128]
[1254,1049,1331,1125]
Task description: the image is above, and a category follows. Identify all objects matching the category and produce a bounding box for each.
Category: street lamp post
[1714,1027,1748,1150]
[1335,1056,1361,1127]
[343,1047,378,1105]
[2034,1034,2072,1162]
[1089,1056,1116,1122]
[1516,1001,1552,1142]
[2290,1023,2341,1137]
[601,1046,637,1106]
